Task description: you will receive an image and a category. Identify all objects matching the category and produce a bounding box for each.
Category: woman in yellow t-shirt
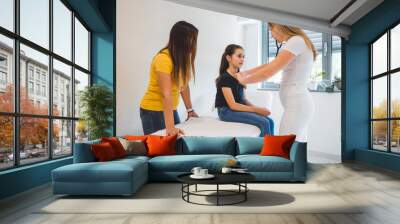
[140,21,199,136]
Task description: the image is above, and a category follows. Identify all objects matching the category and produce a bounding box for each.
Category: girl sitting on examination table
[214,44,274,137]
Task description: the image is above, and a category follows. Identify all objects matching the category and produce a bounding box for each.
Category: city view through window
[0,0,91,170]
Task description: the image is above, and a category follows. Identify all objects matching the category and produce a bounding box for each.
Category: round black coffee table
[177,173,255,206]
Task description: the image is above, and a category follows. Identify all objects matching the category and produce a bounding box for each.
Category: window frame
[0,0,92,171]
[369,20,400,154]
[0,71,7,85]
[0,52,7,87]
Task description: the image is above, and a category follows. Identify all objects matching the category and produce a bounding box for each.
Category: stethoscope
[275,40,283,57]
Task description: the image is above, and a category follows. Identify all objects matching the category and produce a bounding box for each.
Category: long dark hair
[160,21,198,86]
[216,44,243,84]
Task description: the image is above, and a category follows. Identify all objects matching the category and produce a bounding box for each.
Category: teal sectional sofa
[52,136,307,196]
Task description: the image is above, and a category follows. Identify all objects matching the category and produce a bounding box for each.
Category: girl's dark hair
[160,21,198,85]
[216,44,243,84]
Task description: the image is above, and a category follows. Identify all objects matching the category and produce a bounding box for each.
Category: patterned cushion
[119,138,147,156]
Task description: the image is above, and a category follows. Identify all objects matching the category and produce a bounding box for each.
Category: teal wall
[0,158,72,199]
[92,33,114,88]
[92,32,115,136]
[91,0,116,135]
[343,0,400,171]
[66,0,110,32]
[68,0,116,133]
[0,0,116,200]
[355,149,400,172]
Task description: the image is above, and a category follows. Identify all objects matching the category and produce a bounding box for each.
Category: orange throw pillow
[259,135,296,159]
[101,137,127,158]
[91,142,117,162]
[146,135,177,157]
[124,135,148,142]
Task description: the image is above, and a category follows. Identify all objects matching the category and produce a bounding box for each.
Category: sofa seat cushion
[149,154,235,172]
[236,155,293,172]
[53,159,147,183]
[116,155,150,163]
[97,156,149,170]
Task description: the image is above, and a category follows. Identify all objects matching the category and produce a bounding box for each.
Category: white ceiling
[225,0,352,23]
[165,0,384,37]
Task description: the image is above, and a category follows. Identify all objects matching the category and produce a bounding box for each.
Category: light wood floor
[1,162,400,224]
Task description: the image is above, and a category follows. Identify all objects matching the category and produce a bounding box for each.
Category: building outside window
[28,81,34,94]
[0,54,7,67]
[35,83,40,95]
[35,70,40,81]
[41,85,46,97]
[28,67,34,80]
[41,73,46,83]
[0,54,7,90]
[0,71,6,84]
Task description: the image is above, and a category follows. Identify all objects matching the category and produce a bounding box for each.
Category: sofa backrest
[177,136,236,155]
[235,137,264,155]
[74,137,237,162]
[73,139,100,163]
[74,136,301,161]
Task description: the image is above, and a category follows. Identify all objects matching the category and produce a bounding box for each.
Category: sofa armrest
[289,142,307,181]
[73,140,100,163]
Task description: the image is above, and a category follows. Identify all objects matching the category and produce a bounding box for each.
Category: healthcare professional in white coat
[236,22,316,142]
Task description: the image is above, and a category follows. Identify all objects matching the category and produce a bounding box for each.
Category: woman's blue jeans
[217,107,274,137]
[140,108,181,134]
